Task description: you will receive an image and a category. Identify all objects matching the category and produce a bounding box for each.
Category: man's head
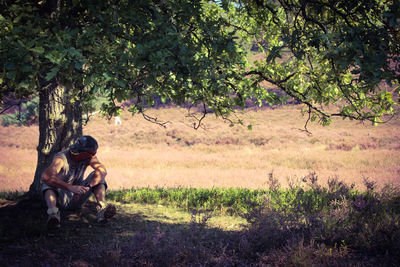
[69,136,98,161]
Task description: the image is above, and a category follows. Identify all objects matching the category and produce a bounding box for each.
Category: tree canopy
[1,0,251,128]
[240,0,399,127]
[1,0,399,127]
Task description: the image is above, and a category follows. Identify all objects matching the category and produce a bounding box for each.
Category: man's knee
[92,183,106,191]
[43,188,57,199]
[43,189,58,208]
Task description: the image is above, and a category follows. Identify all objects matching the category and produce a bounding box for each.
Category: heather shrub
[239,197,306,255]
[256,239,361,267]
[240,175,400,265]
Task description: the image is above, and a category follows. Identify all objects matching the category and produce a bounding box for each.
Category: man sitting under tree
[41,135,116,228]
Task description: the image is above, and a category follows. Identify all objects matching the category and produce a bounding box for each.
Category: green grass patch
[106,180,362,216]
[108,187,268,215]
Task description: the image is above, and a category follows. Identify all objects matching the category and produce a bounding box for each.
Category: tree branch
[298,106,312,135]
[141,112,170,128]
[300,1,327,33]
[186,103,207,130]
[245,70,331,119]
[0,102,21,115]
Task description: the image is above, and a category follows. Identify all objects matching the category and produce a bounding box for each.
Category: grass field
[1,105,399,192]
[1,105,400,266]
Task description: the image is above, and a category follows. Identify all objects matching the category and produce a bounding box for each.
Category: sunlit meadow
[1,105,400,192]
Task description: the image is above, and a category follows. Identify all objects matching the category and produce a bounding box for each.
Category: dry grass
[1,105,400,192]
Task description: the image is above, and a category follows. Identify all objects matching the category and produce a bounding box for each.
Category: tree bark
[29,82,82,196]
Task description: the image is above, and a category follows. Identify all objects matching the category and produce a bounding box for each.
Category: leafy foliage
[1,96,38,126]
[238,0,400,125]
[1,0,399,126]
[0,0,251,126]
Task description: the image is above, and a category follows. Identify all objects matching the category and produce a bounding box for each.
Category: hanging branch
[299,106,313,135]
[141,112,170,128]
[185,102,208,130]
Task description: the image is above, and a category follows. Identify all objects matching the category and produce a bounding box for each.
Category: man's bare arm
[41,157,89,195]
[88,155,107,187]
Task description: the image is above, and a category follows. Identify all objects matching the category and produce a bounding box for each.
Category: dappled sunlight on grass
[118,202,246,231]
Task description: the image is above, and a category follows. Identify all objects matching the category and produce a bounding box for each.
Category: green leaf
[45,67,59,81]
[115,80,126,88]
[103,72,112,82]
[13,15,22,23]
[18,81,30,88]
[247,124,252,131]
[29,46,45,54]
[21,65,32,73]
[6,71,16,79]
[5,62,15,70]
[75,61,84,70]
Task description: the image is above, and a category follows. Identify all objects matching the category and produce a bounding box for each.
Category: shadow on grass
[0,196,243,266]
[1,179,399,267]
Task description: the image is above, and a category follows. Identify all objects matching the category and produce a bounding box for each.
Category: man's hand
[69,185,90,196]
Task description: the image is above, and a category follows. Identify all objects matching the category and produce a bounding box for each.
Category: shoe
[47,207,60,229]
[97,201,116,223]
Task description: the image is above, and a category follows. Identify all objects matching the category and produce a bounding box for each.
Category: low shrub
[239,176,400,265]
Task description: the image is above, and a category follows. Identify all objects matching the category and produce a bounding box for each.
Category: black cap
[70,136,98,154]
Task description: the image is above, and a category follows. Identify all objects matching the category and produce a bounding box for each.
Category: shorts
[41,171,108,211]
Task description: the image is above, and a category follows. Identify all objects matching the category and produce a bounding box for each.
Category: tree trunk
[29,82,82,196]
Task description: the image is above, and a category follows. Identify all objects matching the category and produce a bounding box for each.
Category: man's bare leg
[89,170,108,204]
[44,189,60,227]
[93,183,106,204]
[91,182,116,222]
[44,189,57,209]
